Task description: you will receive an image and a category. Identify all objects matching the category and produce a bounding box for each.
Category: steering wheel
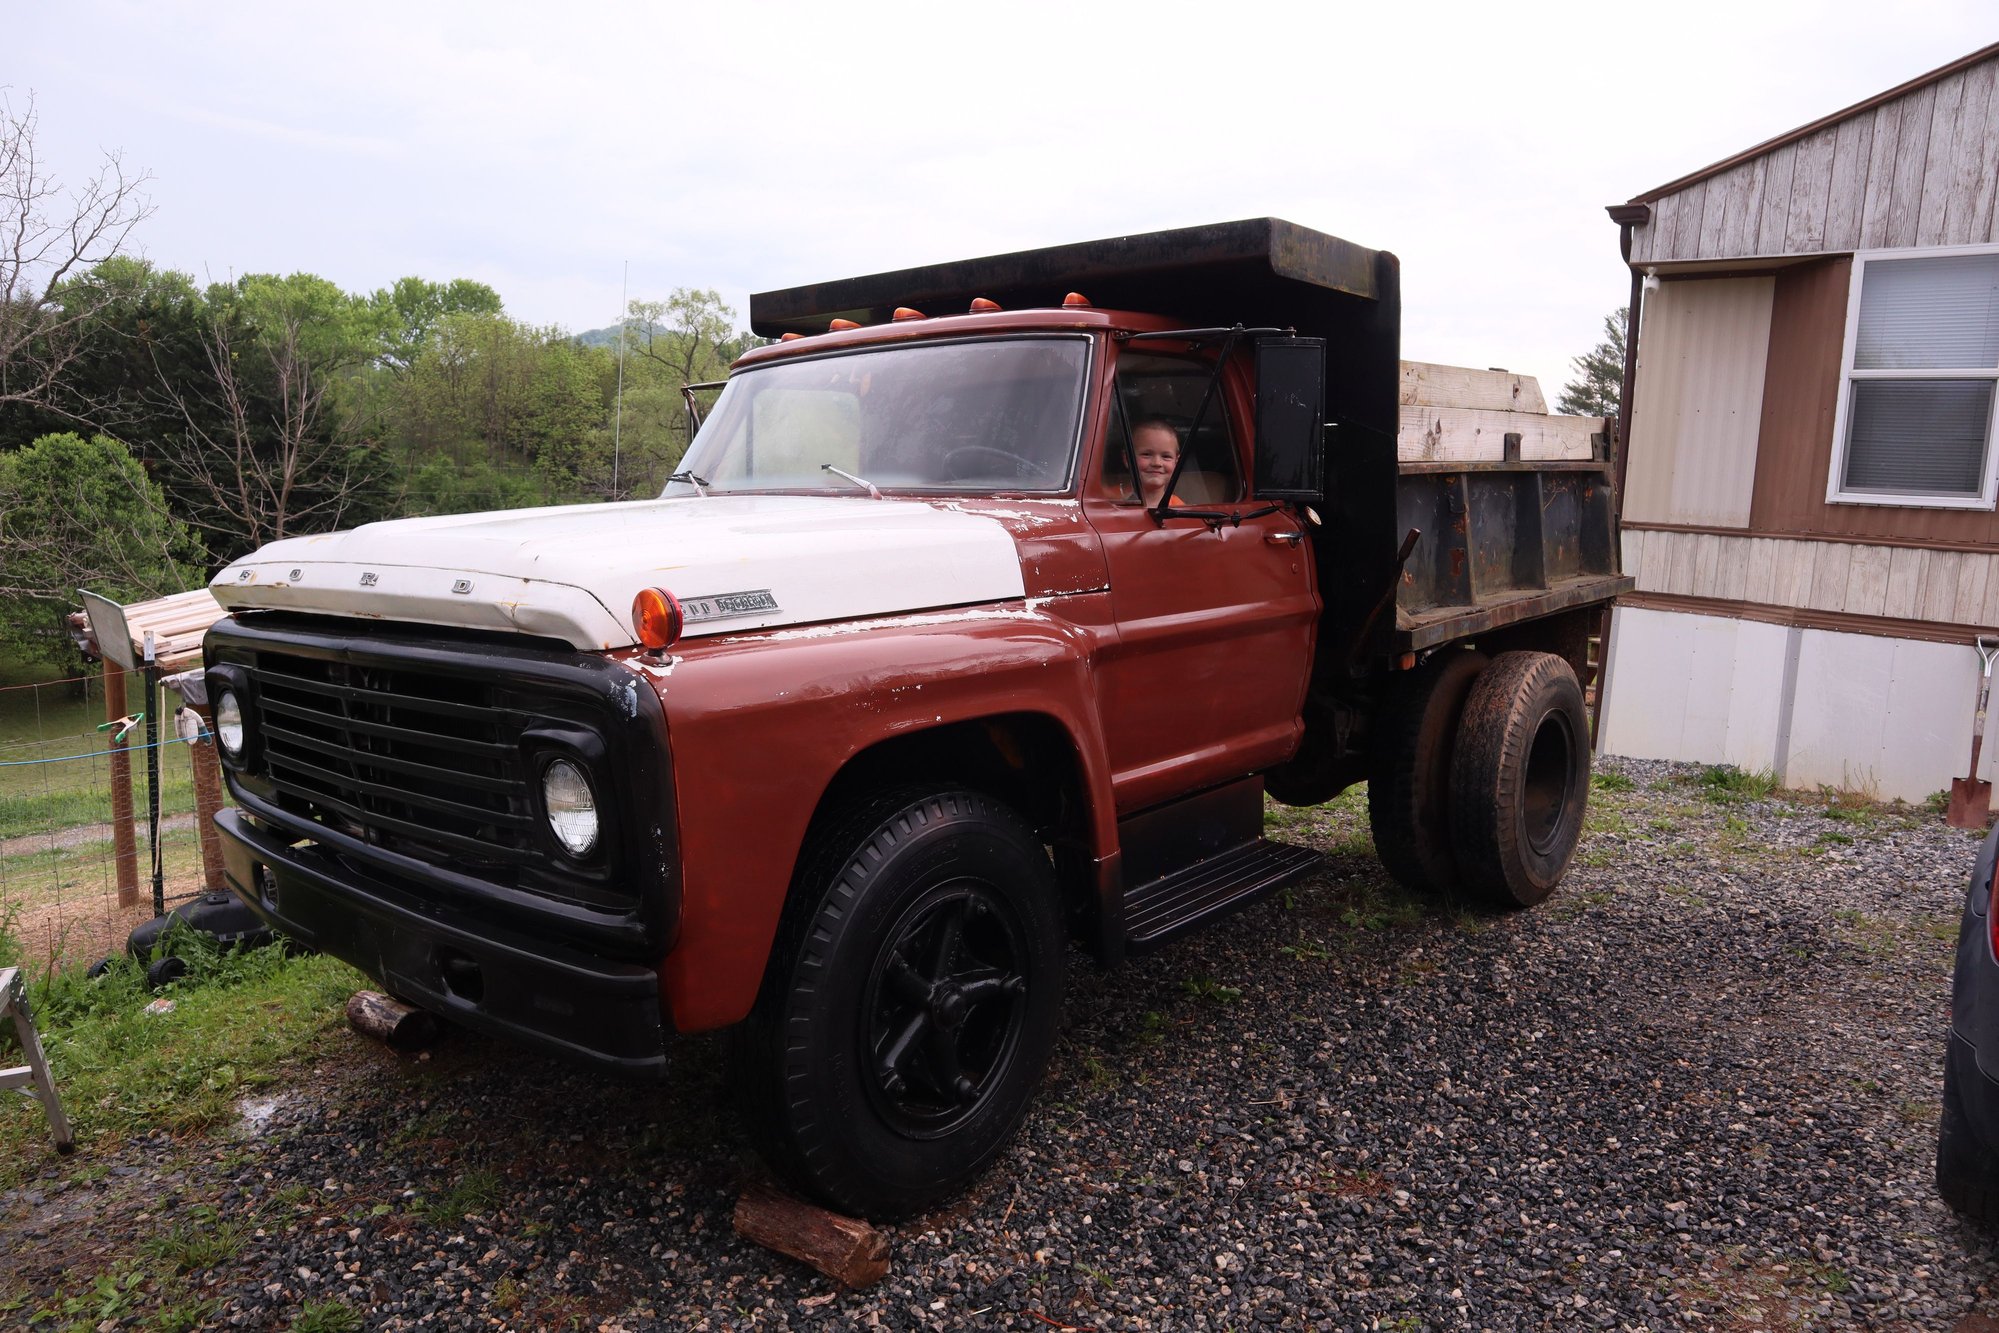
[943,445,1040,480]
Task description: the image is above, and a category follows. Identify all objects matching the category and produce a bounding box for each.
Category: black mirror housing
[1254,337,1326,501]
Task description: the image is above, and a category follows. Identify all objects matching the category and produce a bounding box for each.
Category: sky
[11,1,1997,403]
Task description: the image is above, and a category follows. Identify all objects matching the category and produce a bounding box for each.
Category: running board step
[1122,840,1322,955]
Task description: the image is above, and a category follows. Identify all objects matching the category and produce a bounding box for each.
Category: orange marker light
[779,332,804,342]
[1062,291,1092,308]
[829,318,860,331]
[970,297,1002,312]
[632,588,684,652]
[892,306,925,321]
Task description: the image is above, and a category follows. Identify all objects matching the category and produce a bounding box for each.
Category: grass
[1695,764,1779,804]
[0,921,365,1191]
[0,665,202,840]
[420,1167,505,1228]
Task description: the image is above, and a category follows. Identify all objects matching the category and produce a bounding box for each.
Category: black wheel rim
[860,879,1030,1140]
[1521,709,1579,856]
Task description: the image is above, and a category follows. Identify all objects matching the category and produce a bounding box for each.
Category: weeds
[1180,975,1242,1005]
[1696,765,1778,803]
[142,1205,247,1273]
[1591,770,1635,793]
[294,1300,365,1333]
[421,1167,505,1227]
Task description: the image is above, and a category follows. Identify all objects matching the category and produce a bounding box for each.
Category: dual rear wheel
[1368,649,1591,907]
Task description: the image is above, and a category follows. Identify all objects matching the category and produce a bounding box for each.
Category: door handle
[1265,531,1304,546]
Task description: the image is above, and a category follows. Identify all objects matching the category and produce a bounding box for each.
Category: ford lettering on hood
[210,494,1027,649]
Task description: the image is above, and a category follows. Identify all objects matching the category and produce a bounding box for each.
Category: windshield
[663,336,1089,496]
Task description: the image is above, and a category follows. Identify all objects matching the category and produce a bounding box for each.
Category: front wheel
[727,788,1067,1219]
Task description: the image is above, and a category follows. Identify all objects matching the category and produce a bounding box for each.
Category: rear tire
[1448,651,1589,908]
[1367,649,1487,893]
[1939,1044,1999,1222]
[727,787,1066,1220]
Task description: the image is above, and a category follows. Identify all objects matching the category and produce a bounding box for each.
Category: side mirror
[1254,337,1326,501]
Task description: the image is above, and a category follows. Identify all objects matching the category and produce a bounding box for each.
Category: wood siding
[1745,255,1999,547]
[1631,54,1999,264]
[1622,527,1999,633]
[1622,277,1774,528]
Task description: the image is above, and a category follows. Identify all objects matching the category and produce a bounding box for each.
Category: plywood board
[1396,405,1600,462]
[1946,61,1996,246]
[1756,142,1798,254]
[1917,70,1967,246]
[1398,362,1548,414]
[1824,113,1876,251]
[1860,100,1904,248]
[1843,543,1892,618]
[1785,125,1838,252]
[1886,83,1938,248]
[1807,540,1853,612]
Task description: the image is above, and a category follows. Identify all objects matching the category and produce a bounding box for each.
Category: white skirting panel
[1599,604,1996,805]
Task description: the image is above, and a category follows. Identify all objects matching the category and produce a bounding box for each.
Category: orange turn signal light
[632,587,684,652]
[779,332,804,342]
[1062,291,1091,308]
[829,318,860,331]
[970,297,1002,312]
[892,306,925,321]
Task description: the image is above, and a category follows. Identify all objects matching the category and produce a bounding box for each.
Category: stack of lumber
[1397,361,1605,463]
[68,588,227,673]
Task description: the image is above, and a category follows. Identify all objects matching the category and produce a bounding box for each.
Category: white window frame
[1826,241,1999,511]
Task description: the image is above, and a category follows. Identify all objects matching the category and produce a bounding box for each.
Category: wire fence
[0,668,221,977]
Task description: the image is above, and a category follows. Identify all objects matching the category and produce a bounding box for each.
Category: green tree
[1556,307,1627,419]
[606,288,758,497]
[370,276,503,374]
[0,432,205,667]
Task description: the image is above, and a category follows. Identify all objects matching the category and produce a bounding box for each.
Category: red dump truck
[202,219,1631,1216]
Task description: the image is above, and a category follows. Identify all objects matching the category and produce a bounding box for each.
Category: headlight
[215,690,245,758]
[541,759,599,857]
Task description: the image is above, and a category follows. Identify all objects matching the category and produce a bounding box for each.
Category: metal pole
[612,259,629,499]
[143,631,163,918]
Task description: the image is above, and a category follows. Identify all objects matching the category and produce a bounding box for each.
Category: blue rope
[0,734,202,767]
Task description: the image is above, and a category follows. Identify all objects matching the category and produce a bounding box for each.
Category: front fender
[620,595,1118,1032]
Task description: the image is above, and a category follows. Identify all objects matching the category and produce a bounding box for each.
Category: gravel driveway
[6,757,1998,1331]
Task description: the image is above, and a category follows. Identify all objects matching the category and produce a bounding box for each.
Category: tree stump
[344,991,441,1051]
[732,1181,889,1287]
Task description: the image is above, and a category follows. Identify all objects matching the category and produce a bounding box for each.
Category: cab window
[1102,351,1244,505]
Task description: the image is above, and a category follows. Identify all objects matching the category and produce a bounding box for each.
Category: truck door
[1085,348,1320,813]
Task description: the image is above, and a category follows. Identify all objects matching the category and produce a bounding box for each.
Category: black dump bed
[750,219,1627,675]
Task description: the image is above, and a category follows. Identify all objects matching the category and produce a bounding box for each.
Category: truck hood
[210,495,1028,649]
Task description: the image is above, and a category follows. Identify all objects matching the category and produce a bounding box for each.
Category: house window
[1829,247,1999,508]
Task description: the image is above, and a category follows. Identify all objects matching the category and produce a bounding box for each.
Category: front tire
[728,788,1066,1219]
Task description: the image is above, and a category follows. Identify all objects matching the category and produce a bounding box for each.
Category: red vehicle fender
[616,594,1120,1032]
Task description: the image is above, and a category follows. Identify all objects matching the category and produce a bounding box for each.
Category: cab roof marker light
[779,332,805,341]
[1062,292,1092,308]
[632,587,684,653]
[829,318,861,331]
[892,306,925,322]
[970,297,1002,312]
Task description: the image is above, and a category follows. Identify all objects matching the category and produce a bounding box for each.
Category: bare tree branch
[0,90,153,416]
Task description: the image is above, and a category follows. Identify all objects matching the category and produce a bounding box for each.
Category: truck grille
[248,651,536,873]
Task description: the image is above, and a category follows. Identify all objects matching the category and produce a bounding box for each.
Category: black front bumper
[217,809,668,1078]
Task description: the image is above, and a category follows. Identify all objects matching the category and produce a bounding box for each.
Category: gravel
[7,756,1999,1331]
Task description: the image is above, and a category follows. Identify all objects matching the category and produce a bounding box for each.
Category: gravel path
[6,757,1998,1330]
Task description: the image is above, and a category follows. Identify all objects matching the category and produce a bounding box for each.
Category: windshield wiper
[665,470,710,498]
[821,464,883,500]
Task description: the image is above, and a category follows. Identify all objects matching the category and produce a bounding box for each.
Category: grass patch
[1590,770,1635,793]
[1180,975,1242,1005]
[294,1299,366,1333]
[0,675,202,839]
[0,934,364,1191]
[1696,764,1778,803]
[420,1167,505,1228]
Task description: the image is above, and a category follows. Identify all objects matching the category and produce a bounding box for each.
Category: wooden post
[103,662,139,909]
[732,1181,890,1287]
[189,732,226,893]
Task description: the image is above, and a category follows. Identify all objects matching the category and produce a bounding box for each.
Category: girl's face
[1134,427,1180,501]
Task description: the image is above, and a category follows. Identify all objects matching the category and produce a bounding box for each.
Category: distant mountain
[572,322,661,349]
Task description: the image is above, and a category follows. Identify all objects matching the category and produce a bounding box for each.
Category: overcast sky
[12,2,1996,402]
